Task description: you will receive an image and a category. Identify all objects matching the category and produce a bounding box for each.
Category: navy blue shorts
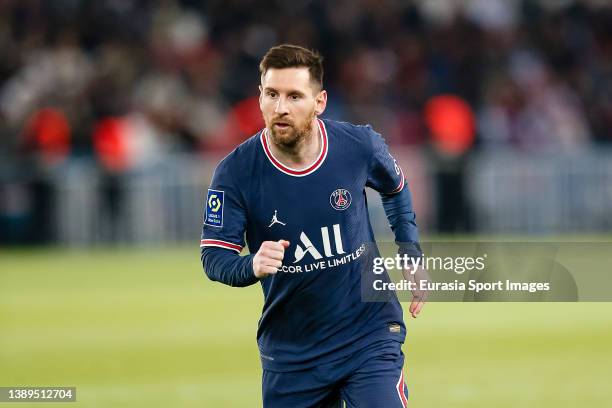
[262,340,409,408]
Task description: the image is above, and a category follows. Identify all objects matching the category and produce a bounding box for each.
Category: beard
[267,110,315,149]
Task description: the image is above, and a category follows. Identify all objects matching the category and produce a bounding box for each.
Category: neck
[268,118,320,168]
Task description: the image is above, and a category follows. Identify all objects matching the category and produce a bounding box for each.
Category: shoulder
[321,118,380,154]
[212,131,263,182]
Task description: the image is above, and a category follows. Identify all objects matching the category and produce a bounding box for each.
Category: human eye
[289,93,301,101]
[266,90,278,98]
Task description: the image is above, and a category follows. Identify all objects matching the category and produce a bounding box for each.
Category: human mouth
[273,122,292,130]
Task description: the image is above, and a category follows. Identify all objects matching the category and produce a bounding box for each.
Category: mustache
[271,117,294,126]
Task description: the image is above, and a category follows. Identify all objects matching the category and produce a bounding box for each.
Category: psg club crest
[330,188,352,211]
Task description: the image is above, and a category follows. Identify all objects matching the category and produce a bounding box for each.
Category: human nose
[275,96,289,114]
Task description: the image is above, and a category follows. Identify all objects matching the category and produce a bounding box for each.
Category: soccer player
[200,44,424,407]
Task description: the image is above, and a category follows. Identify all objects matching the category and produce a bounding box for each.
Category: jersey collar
[260,118,328,177]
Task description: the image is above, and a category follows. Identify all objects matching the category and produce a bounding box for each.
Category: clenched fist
[253,240,290,278]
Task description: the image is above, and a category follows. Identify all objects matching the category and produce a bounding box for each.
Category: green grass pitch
[1,246,611,407]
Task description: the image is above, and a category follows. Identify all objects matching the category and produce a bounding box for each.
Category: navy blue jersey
[201,118,419,372]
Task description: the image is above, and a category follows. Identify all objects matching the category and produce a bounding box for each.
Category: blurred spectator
[1,0,610,160]
[424,94,476,232]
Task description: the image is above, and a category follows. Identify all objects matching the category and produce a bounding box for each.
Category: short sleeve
[200,159,247,253]
[365,126,405,194]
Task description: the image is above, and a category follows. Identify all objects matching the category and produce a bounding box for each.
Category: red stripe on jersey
[397,370,408,407]
[390,167,405,194]
[260,118,328,177]
[200,239,242,253]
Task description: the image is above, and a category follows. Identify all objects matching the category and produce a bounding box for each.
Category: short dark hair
[259,44,324,90]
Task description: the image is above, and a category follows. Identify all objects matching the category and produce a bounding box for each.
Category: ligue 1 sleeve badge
[330,188,352,211]
[204,189,224,227]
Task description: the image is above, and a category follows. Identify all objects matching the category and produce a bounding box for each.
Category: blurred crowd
[0,0,611,170]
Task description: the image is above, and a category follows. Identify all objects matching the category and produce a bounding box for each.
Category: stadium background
[1,0,611,406]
